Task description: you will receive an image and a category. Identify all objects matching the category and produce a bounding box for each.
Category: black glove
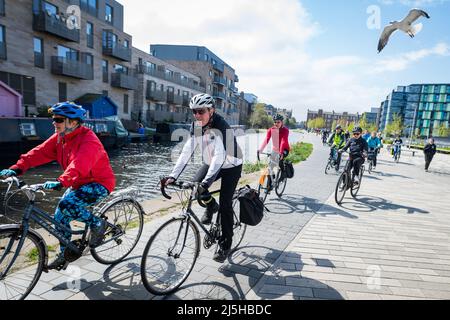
[197,182,209,197]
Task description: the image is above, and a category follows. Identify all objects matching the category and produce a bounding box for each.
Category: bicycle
[325,146,340,174]
[0,177,145,300]
[140,179,246,296]
[257,152,287,203]
[334,152,365,205]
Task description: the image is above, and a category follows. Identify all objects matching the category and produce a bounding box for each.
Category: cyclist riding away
[367,131,382,170]
[0,102,115,270]
[338,127,368,186]
[163,94,243,263]
[328,125,346,172]
[322,130,329,145]
[258,114,291,173]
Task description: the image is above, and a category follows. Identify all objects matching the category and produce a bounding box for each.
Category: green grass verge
[243,142,314,174]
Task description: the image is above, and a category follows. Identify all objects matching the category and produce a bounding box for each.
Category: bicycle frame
[258,152,281,188]
[1,183,124,277]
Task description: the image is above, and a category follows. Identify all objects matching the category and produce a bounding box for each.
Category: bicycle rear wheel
[325,160,332,175]
[351,170,364,198]
[0,226,45,300]
[335,172,348,205]
[91,199,144,265]
[141,217,200,296]
[275,170,287,198]
[231,193,247,252]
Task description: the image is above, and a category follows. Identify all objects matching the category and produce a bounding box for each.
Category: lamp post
[408,103,418,148]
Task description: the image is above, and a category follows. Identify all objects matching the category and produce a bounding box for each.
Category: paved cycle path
[247,138,450,300]
[28,133,339,300]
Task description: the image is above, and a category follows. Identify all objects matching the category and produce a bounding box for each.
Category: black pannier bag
[284,161,295,179]
[237,186,265,226]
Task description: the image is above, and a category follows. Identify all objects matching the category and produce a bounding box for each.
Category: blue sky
[123,0,450,121]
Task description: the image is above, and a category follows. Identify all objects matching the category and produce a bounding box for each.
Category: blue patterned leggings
[54,183,109,253]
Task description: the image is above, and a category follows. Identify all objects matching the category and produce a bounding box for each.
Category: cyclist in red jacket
[258,114,291,161]
[0,102,115,270]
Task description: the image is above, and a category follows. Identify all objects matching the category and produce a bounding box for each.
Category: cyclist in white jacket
[164,94,243,263]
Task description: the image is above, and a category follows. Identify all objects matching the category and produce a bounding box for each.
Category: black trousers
[193,164,242,250]
[425,155,434,170]
[330,147,342,168]
[349,156,365,177]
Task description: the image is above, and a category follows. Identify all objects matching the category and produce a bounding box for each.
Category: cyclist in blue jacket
[367,132,382,169]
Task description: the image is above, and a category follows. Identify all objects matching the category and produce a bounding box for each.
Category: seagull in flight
[378,8,430,53]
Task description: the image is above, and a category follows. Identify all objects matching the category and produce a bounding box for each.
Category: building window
[105,4,113,23]
[84,53,93,67]
[114,64,128,75]
[0,0,5,16]
[57,45,79,61]
[58,82,67,102]
[42,1,58,16]
[124,39,129,48]
[86,22,94,48]
[80,0,98,16]
[102,60,108,83]
[124,94,129,114]
[0,25,6,60]
[0,72,36,105]
[33,37,44,68]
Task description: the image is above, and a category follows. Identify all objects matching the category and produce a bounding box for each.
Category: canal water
[0,131,304,224]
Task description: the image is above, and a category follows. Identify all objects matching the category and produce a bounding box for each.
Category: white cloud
[371,42,450,73]
[121,0,419,120]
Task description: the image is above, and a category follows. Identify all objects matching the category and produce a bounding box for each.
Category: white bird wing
[378,24,398,53]
[403,9,430,25]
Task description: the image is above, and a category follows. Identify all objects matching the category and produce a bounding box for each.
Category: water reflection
[0,132,303,224]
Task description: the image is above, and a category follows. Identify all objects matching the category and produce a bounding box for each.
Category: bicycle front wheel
[325,160,332,175]
[335,173,348,205]
[0,226,45,300]
[275,170,287,198]
[141,217,200,296]
[351,170,364,198]
[91,199,144,265]
[257,174,271,204]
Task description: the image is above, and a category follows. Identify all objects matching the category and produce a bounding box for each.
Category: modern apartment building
[307,109,361,130]
[132,47,205,126]
[379,84,450,137]
[362,108,380,126]
[0,0,206,125]
[149,45,241,125]
[0,0,137,119]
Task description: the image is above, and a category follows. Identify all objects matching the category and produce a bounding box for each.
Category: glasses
[353,133,361,136]
[52,117,66,124]
[192,109,208,115]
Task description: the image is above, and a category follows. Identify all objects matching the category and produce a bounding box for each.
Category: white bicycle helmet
[189,93,215,110]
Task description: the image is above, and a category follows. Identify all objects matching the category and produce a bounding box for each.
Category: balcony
[146,89,167,102]
[212,62,224,73]
[234,75,239,83]
[103,44,131,62]
[51,56,93,80]
[0,41,6,60]
[182,96,190,107]
[213,76,226,86]
[230,96,238,105]
[33,12,80,42]
[167,92,183,105]
[111,73,138,90]
[213,92,226,101]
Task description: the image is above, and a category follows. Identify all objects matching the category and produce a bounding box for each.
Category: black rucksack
[237,186,266,226]
[284,161,295,179]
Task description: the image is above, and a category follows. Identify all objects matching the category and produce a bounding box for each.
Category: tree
[385,113,404,137]
[250,103,272,129]
[359,114,369,131]
[436,123,450,138]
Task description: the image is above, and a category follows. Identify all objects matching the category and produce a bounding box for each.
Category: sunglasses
[192,109,208,115]
[353,133,361,136]
[52,117,66,124]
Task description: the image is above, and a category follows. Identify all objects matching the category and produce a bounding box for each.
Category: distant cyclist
[393,136,403,160]
[367,132,382,170]
[322,130,329,145]
[258,114,291,168]
[339,127,368,186]
[0,102,115,270]
[327,125,346,172]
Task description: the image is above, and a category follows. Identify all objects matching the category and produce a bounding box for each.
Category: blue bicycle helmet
[49,102,87,121]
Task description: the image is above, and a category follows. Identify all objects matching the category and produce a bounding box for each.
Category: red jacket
[259,126,291,154]
[11,126,115,193]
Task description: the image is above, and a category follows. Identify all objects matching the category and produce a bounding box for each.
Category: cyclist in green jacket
[328,125,346,172]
